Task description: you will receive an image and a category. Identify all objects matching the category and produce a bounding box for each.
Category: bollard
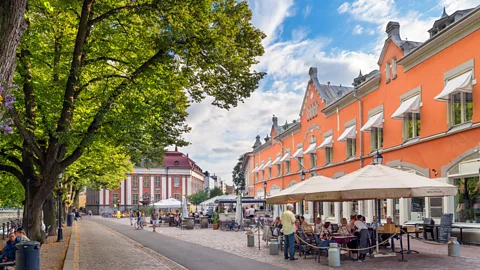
[448,237,460,257]
[269,238,279,255]
[247,234,255,247]
[2,223,5,239]
[328,242,341,267]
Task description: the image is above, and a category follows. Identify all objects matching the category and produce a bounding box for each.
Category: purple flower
[4,93,15,109]
[3,125,13,134]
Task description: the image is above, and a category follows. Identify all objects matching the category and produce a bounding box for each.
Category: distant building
[86,147,204,214]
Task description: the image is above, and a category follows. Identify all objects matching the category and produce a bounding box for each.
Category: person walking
[281,204,297,261]
[151,209,159,232]
[130,211,134,226]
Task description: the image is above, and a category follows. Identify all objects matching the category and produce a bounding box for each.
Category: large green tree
[0,0,265,241]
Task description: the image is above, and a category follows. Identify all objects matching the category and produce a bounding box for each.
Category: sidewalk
[75,219,175,270]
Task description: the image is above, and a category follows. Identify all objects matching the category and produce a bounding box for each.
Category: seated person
[381,216,398,248]
[337,218,351,236]
[369,215,381,229]
[15,228,30,242]
[1,233,19,263]
[318,222,336,248]
[300,216,313,233]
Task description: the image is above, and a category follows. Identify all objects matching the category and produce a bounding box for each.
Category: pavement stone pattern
[78,219,177,270]
[105,217,479,270]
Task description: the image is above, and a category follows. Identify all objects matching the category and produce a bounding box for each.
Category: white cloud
[303,5,312,18]
[337,2,350,13]
[353,24,364,35]
[440,0,479,14]
[291,27,310,41]
[249,0,295,45]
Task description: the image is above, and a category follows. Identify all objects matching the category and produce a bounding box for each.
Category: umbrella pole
[376,199,381,254]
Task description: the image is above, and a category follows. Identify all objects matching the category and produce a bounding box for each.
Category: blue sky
[179,0,479,184]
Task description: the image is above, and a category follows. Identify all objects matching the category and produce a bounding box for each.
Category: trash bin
[185,217,194,230]
[67,213,75,226]
[269,238,279,255]
[200,217,209,228]
[16,241,40,270]
[247,234,255,247]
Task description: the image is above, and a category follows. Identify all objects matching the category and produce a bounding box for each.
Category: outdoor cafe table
[331,235,357,248]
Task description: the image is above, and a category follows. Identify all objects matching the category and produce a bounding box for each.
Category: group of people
[279,204,396,262]
[0,227,30,264]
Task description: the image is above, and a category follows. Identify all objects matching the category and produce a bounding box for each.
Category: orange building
[248,7,480,225]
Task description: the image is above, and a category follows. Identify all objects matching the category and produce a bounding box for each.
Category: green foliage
[457,177,479,221]
[188,189,209,205]
[211,211,219,224]
[232,155,245,192]
[0,174,25,207]
[209,187,224,198]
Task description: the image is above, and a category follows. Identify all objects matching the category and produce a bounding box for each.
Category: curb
[62,222,79,270]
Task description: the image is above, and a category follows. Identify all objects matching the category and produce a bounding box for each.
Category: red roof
[163,147,203,174]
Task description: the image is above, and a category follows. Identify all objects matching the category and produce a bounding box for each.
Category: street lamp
[57,173,64,242]
[300,170,306,215]
[373,151,383,165]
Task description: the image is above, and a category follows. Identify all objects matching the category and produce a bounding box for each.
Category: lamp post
[57,173,64,242]
[372,150,383,165]
[371,151,383,255]
[300,170,306,215]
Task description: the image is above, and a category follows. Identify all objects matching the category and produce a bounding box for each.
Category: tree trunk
[23,194,45,243]
[43,192,57,236]
[73,188,80,209]
[0,0,27,84]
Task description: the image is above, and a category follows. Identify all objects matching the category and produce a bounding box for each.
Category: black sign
[438,214,453,243]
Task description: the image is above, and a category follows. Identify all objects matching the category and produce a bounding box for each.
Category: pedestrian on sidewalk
[281,204,297,261]
[130,211,134,226]
[151,209,159,232]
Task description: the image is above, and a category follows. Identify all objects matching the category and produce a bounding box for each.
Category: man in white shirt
[354,215,369,262]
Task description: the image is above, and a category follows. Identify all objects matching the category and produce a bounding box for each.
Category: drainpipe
[353,88,363,168]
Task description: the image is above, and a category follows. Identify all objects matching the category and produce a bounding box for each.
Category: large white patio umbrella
[266,175,334,204]
[304,164,457,202]
[154,198,182,209]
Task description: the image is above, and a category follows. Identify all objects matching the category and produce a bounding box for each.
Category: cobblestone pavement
[104,217,479,270]
[78,219,181,270]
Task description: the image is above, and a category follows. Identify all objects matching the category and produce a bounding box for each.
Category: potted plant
[212,212,219,230]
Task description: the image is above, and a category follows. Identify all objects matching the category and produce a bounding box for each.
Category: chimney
[309,67,318,81]
[386,21,400,39]
[272,114,278,127]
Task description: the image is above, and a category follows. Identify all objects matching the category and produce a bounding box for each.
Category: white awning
[252,166,259,173]
[303,143,317,154]
[292,148,303,158]
[264,160,272,168]
[317,136,333,149]
[338,126,356,142]
[434,71,473,102]
[280,152,290,162]
[360,112,384,132]
[272,156,282,165]
[391,95,421,119]
[257,164,265,171]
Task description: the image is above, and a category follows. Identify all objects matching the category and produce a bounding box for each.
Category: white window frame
[112,193,119,205]
[392,58,397,79]
[310,153,317,168]
[174,176,180,188]
[403,112,421,140]
[277,164,281,177]
[370,127,383,152]
[346,138,356,158]
[297,157,304,171]
[325,147,333,164]
[285,160,291,174]
[155,176,161,187]
[132,176,139,187]
[448,91,473,127]
[155,194,160,202]
[132,194,139,205]
[385,61,391,83]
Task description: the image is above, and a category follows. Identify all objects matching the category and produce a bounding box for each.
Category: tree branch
[78,74,130,92]
[84,56,128,66]
[7,106,44,163]
[0,164,24,183]
[0,149,22,168]
[60,49,169,169]
[88,2,159,26]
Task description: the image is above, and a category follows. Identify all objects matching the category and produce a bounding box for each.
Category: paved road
[93,218,285,270]
[78,219,170,270]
